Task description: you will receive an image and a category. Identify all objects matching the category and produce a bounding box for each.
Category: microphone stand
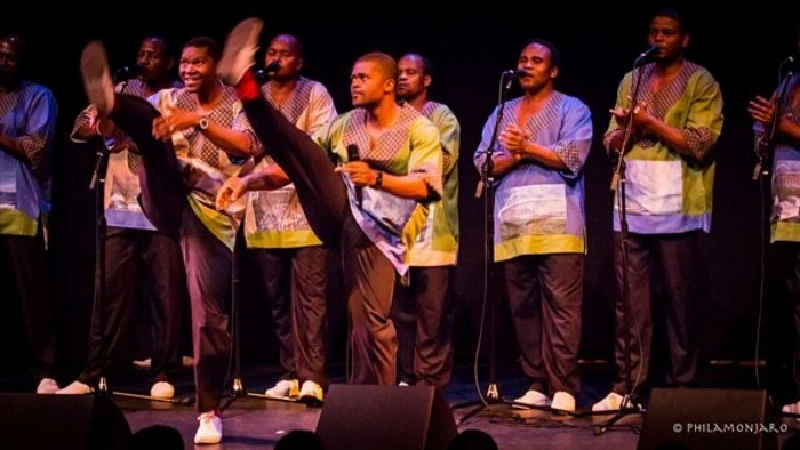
[594,55,649,435]
[91,71,191,405]
[753,57,794,396]
[220,67,314,410]
[450,71,517,425]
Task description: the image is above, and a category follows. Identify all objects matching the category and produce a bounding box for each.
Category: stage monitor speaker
[638,387,778,450]
[0,393,130,449]
[316,384,458,450]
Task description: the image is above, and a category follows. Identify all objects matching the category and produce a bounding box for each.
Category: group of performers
[1,7,799,445]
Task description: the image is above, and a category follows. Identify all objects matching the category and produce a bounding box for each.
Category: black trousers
[504,254,583,395]
[392,266,455,387]
[253,246,329,385]
[240,95,398,385]
[612,231,699,397]
[80,226,185,385]
[110,94,232,412]
[0,230,55,381]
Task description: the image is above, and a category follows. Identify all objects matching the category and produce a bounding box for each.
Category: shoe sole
[218,17,264,84]
[80,41,113,115]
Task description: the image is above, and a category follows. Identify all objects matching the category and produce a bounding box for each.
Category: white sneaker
[217,17,263,85]
[79,41,114,115]
[133,358,151,369]
[36,378,59,394]
[182,355,194,367]
[398,381,409,387]
[782,401,800,415]
[513,389,551,408]
[150,381,175,398]
[299,380,323,403]
[264,379,299,398]
[56,381,92,395]
[550,392,576,412]
[592,392,637,411]
[194,411,222,445]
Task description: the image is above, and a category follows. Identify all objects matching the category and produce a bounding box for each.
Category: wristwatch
[197,118,209,131]
[373,170,384,189]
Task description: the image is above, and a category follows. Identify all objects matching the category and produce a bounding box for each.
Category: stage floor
[4,363,800,448]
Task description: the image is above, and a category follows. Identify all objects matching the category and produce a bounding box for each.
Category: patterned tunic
[313,103,443,275]
[0,81,57,236]
[473,91,593,262]
[244,77,337,249]
[150,83,259,249]
[70,79,182,230]
[603,61,724,235]
[407,101,460,267]
[760,74,800,242]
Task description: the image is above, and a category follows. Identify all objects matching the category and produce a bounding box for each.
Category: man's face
[265,36,302,81]
[0,38,21,86]
[350,61,392,107]
[179,46,216,93]
[397,55,429,100]
[516,43,557,92]
[136,39,171,83]
[648,16,689,62]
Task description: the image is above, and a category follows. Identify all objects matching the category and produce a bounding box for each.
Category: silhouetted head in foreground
[275,430,323,450]
[447,429,498,450]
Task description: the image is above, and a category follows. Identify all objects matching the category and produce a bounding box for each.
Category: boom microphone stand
[91,68,190,404]
[450,70,519,425]
[594,51,651,434]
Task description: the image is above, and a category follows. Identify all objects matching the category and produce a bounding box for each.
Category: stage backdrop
[1,3,796,380]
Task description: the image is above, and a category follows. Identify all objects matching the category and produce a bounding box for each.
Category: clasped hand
[335,161,377,186]
[498,123,529,154]
[152,106,201,142]
[610,97,653,130]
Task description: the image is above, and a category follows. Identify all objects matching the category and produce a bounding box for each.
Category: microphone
[346,144,363,208]
[113,65,141,82]
[255,61,282,84]
[634,46,660,65]
[503,69,528,78]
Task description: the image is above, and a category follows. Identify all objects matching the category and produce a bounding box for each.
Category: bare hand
[152,106,201,141]
[610,100,652,129]
[335,161,377,186]
[498,122,528,153]
[748,96,776,124]
[216,176,247,211]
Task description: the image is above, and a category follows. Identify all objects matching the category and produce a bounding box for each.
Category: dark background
[2,2,799,383]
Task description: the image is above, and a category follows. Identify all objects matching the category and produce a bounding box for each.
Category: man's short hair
[357,52,398,84]
[525,39,561,69]
[651,7,690,35]
[183,36,220,61]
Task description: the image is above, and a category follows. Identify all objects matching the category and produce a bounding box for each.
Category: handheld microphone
[346,144,363,208]
[503,69,528,78]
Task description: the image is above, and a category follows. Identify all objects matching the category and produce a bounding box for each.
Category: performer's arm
[473,107,519,177]
[515,101,593,178]
[436,106,461,178]
[241,166,291,191]
[336,119,443,201]
[201,111,258,157]
[603,77,630,154]
[0,89,57,177]
[639,72,723,163]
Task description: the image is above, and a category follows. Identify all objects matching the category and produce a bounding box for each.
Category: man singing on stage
[60,35,186,399]
[217,33,337,403]
[593,8,723,411]
[0,33,59,394]
[473,39,592,412]
[214,18,443,387]
[78,36,260,444]
[394,53,460,388]
[748,23,800,415]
